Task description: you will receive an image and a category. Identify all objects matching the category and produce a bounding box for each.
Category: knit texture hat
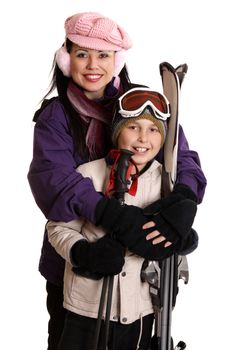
[64,12,132,51]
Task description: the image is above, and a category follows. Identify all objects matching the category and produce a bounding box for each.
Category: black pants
[46,281,67,350]
[58,311,154,350]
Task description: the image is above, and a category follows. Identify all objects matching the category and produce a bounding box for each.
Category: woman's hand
[95,197,176,260]
[143,221,172,247]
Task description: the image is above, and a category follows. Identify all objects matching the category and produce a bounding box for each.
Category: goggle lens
[119,88,170,121]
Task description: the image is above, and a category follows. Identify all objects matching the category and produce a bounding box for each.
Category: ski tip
[159,61,175,75]
[176,63,188,74]
[176,64,188,86]
[159,62,188,75]
[159,61,188,87]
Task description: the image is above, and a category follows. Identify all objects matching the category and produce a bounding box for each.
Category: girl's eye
[128,125,137,130]
[151,127,159,133]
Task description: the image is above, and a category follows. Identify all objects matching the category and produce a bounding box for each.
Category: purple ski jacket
[28,97,207,286]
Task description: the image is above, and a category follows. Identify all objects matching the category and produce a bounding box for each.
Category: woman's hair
[43,39,132,159]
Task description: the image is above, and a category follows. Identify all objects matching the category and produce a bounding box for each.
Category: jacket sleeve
[27,100,102,223]
[47,220,85,263]
[176,125,207,204]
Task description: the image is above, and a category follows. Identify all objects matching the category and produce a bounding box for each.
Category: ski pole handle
[114,149,134,205]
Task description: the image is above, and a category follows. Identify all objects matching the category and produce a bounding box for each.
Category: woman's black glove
[95,184,198,260]
[143,183,197,214]
[143,184,198,244]
[71,236,125,278]
[176,228,199,256]
[95,197,176,260]
[96,197,149,244]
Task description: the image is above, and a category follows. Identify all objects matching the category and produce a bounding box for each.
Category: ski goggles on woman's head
[118,87,170,121]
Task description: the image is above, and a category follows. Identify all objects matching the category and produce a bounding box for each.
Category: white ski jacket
[47,158,162,324]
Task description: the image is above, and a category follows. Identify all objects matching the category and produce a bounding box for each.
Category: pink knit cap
[64,12,132,51]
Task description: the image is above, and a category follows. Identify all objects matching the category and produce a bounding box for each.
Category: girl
[47,87,198,350]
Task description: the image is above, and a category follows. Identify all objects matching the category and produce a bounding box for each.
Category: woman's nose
[86,56,98,69]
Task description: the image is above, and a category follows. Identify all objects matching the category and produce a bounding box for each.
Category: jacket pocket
[70,273,104,304]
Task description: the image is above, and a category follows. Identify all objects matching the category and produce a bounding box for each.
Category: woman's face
[69,44,115,100]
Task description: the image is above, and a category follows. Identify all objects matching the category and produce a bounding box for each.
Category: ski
[144,62,188,350]
[159,62,188,350]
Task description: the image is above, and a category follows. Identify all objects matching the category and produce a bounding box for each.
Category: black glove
[143,184,198,244]
[144,183,197,213]
[71,236,125,277]
[95,197,176,260]
[176,228,199,256]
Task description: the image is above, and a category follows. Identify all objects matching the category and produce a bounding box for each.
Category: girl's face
[117,118,162,172]
[69,44,115,100]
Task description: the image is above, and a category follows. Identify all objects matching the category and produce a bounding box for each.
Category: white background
[1,0,232,349]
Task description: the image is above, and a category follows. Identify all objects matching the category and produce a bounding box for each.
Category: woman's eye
[76,52,87,58]
[99,53,109,58]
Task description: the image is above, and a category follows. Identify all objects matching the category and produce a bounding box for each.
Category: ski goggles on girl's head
[118,87,170,121]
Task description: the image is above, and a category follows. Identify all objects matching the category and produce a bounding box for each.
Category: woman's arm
[27,99,101,223]
[176,125,207,204]
[156,124,207,204]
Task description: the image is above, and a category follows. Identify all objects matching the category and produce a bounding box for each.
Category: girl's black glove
[71,236,125,278]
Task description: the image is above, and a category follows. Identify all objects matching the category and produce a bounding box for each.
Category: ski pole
[103,148,134,347]
[174,341,186,350]
[93,149,134,350]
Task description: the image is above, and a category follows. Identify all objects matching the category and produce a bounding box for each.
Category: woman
[27,11,207,350]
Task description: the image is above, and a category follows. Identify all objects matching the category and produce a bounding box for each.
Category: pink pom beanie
[56,12,132,77]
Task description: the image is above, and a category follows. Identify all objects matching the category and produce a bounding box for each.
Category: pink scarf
[67,80,120,160]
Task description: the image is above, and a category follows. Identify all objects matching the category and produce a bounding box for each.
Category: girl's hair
[43,39,132,159]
